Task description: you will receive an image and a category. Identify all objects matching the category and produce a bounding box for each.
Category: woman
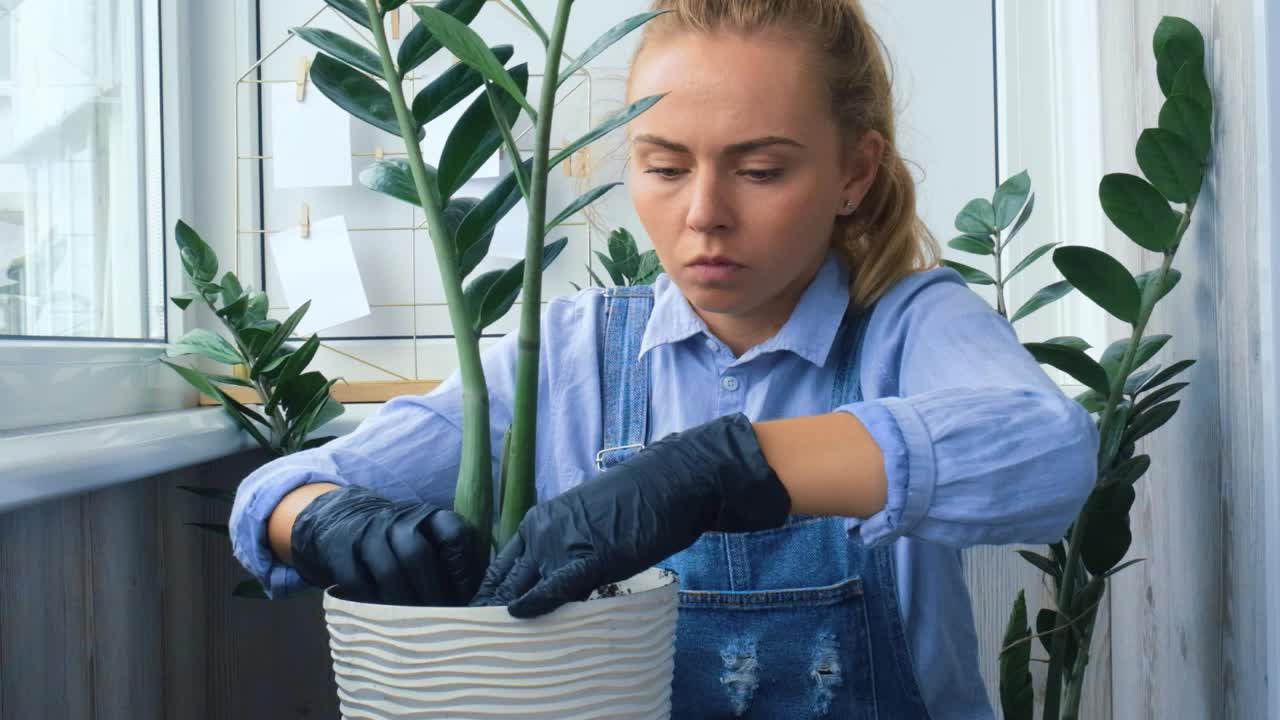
[230,0,1098,716]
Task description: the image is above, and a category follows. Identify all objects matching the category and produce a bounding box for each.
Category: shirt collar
[638,251,852,367]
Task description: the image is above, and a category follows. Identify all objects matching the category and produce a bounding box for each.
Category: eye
[741,169,784,183]
[645,167,687,180]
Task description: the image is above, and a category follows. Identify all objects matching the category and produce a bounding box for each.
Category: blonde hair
[630,0,940,307]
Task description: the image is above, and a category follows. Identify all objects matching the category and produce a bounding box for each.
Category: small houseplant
[944,16,1211,720]
[291,2,680,716]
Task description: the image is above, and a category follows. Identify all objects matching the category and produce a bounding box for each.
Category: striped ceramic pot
[321,567,679,719]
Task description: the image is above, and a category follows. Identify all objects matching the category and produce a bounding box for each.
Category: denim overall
[597,286,932,719]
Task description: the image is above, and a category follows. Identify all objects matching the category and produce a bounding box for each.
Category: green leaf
[947,233,995,256]
[1159,95,1211,162]
[551,94,665,169]
[302,435,339,450]
[1010,280,1073,323]
[955,198,997,234]
[175,220,218,284]
[283,377,341,449]
[167,328,244,365]
[998,591,1034,720]
[1053,246,1141,324]
[310,53,409,138]
[398,0,486,77]
[1024,342,1111,395]
[940,259,995,286]
[321,0,372,30]
[268,335,322,415]
[1100,402,1133,462]
[359,158,436,207]
[439,65,529,199]
[455,165,530,278]
[1103,558,1147,579]
[1103,454,1151,489]
[1074,388,1106,414]
[1099,173,1181,252]
[1081,483,1136,576]
[245,291,268,324]
[1005,242,1059,282]
[220,272,244,306]
[207,385,271,450]
[548,183,624,233]
[1017,550,1060,580]
[308,397,345,436]
[595,251,626,287]
[633,251,663,285]
[292,26,381,77]
[187,522,230,537]
[608,228,641,278]
[1154,17,1205,95]
[1124,365,1162,395]
[176,485,237,504]
[215,294,250,329]
[410,5,537,118]
[1140,358,1195,391]
[1137,268,1182,304]
[1006,193,1036,244]
[279,371,327,419]
[993,171,1031,230]
[559,11,671,87]
[1136,128,1203,204]
[160,359,217,397]
[1100,335,1172,388]
[232,579,269,599]
[1044,336,1091,351]
[586,264,608,288]
[1172,61,1213,117]
[1124,400,1180,444]
[251,301,311,376]
[466,238,569,332]
[171,293,197,311]
[412,45,515,126]
[1135,382,1189,415]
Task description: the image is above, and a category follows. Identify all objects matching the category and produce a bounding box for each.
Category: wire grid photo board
[235,1,652,401]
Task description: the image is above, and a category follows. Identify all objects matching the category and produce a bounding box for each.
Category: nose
[685,170,732,235]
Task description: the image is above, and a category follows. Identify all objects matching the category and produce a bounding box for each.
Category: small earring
[842,199,857,215]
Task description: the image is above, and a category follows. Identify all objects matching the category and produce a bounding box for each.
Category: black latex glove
[290,485,487,606]
[470,413,792,618]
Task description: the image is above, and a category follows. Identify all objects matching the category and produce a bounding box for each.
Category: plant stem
[367,0,495,550]
[1042,203,1193,719]
[994,229,1007,318]
[499,0,573,545]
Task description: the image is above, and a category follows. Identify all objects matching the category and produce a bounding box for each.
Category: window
[0,0,165,341]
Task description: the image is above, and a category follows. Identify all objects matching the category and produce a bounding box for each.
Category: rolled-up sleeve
[835,270,1099,548]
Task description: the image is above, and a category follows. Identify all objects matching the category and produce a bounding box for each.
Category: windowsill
[0,403,380,513]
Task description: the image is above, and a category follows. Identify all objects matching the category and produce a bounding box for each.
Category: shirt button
[705,338,719,352]
[721,376,740,392]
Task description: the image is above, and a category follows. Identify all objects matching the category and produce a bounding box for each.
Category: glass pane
[0,0,163,340]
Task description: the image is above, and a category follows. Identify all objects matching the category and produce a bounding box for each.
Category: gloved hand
[290,485,487,607]
[470,413,792,618]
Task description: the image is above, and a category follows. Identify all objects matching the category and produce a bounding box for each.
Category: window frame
[0,0,198,432]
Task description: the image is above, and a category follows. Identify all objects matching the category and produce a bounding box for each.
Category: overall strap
[597,285,655,471]
[831,301,876,407]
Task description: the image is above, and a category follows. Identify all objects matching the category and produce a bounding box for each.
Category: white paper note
[421,89,502,180]
[267,216,370,335]
[490,197,530,259]
[271,82,353,189]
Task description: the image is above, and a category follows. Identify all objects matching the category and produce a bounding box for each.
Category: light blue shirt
[230,253,1098,718]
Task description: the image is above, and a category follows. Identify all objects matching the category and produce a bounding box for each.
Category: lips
[687,255,742,268]
[686,255,744,283]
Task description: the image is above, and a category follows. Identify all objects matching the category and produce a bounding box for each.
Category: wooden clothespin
[374,145,385,161]
[390,6,401,39]
[300,203,311,239]
[296,57,310,102]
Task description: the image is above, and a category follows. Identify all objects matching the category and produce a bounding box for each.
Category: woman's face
[627,29,882,327]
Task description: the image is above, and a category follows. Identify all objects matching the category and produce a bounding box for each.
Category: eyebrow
[632,134,806,155]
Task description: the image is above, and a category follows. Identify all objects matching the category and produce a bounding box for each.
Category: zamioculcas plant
[165,219,346,597]
[573,227,664,290]
[945,16,1212,720]
[293,0,667,554]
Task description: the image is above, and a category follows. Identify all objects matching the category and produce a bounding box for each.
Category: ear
[839,130,886,212]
